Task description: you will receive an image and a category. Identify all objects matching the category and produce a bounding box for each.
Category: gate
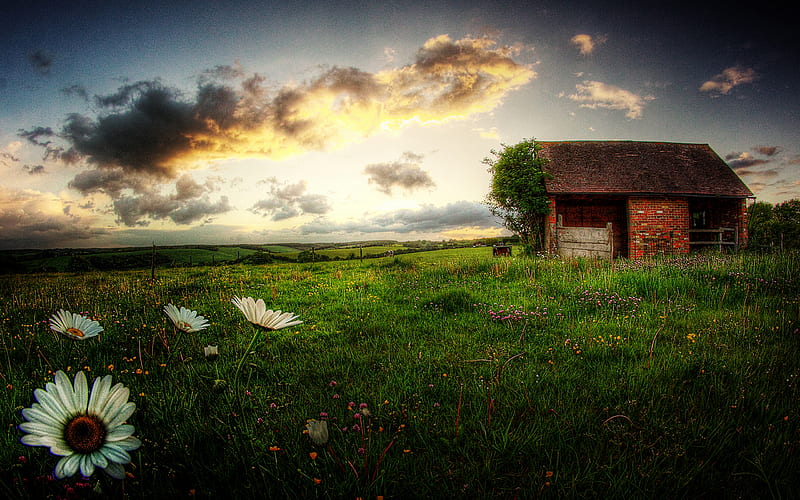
[555,220,614,259]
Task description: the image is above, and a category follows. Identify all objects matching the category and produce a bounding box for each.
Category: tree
[774,199,800,249]
[747,199,800,250]
[483,139,551,252]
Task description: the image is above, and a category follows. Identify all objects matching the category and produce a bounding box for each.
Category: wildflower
[306,419,329,446]
[18,370,140,479]
[203,345,219,360]
[49,310,103,340]
[163,304,209,333]
[231,296,303,330]
[309,452,318,460]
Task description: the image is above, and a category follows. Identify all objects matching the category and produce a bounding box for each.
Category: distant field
[1,239,510,273]
[280,244,408,261]
[3,246,264,273]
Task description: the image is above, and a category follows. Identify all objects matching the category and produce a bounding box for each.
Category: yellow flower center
[176,321,192,332]
[64,414,106,454]
[66,327,85,338]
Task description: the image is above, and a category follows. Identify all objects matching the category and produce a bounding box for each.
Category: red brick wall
[627,197,690,258]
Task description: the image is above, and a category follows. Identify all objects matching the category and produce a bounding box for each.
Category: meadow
[1,248,798,499]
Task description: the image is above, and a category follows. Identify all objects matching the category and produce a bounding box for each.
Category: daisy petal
[104,461,126,480]
[55,454,81,479]
[101,444,131,464]
[79,454,96,477]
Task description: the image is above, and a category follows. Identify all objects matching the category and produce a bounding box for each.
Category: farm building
[539,141,753,259]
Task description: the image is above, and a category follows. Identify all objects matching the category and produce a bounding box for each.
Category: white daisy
[19,370,140,479]
[49,309,103,340]
[306,419,329,446]
[231,296,302,330]
[203,345,219,359]
[163,303,210,333]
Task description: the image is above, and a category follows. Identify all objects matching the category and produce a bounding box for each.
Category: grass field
[1,248,798,498]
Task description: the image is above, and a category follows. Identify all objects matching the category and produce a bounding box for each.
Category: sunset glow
[1,1,797,249]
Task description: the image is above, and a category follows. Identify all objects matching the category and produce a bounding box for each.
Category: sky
[1,0,798,250]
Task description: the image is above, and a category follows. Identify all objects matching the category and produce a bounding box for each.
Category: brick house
[539,141,753,259]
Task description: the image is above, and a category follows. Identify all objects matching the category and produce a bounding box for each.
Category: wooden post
[151,243,156,280]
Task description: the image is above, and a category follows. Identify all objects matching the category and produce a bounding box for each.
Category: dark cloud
[199,63,246,83]
[19,126,56,147]
[66,85,202,178]
[61,84,90,101]
[250,178,330,221]
[18,126,81,164]
[113,190,231,227]
[69,167,150,198]
[28,50,54,75]
[364,152,435,195]
[300,200,497,235]
[726,147,783,171]
[734,168,779,178]
[752,145,782,157]
[70,171,230,226]
[24,164,46,175]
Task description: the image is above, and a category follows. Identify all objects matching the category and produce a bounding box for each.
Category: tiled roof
[539,141,753,197]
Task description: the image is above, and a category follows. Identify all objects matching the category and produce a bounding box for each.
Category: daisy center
[66,327,85,338]
[176,321,192,331]
[64,414,106,454]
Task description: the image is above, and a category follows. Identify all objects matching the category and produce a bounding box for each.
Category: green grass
[1,249,798,498]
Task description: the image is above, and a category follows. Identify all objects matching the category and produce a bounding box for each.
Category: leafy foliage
[748,198,800,249]
[483,139,551,252]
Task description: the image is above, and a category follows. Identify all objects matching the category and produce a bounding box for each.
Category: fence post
[151,243,156,281]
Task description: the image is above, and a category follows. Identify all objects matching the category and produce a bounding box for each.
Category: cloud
[27,34,533,175]
[1,143,21,167]
[0,186,107,249]
[364,152,435,195]
[28,50,54,75]
[18,126,80,164]
[567,80,654,119]
[726,145,783,172]
[110,174,232,226]
[733,168,780,179]
[726,152,770,170]
[23,165,46,175]
[752,145,782,157]
[699,66,758,96]
[383,47,397,64]
[21,34,533,229]
[474,127,500,140]
[250,178,331,221]
[570,34,605,55]
[299,200,498,235]
[61,84,90,101]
